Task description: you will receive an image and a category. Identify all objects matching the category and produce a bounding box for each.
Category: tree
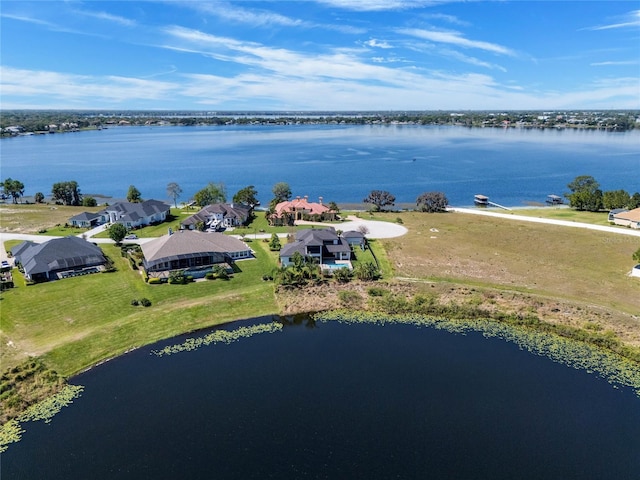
[628,192,640,209]
[363,190,395,212]
[269,233,281,251]
[166,182,182,208]
[34,192,45,203]
[328,201,340,213]
[52,181,82,206]
[2,178,25,204]
[193,182,226,207]
[272,182,292,203]
[127,185,142,203]
[353,262,380,281]
[416,191,449,212]
[602,190,630,210]
[82,196,97,207]
[565,175,602,212]
[108,223,127,244]
[233,185,259,207]
[633,247,640,264]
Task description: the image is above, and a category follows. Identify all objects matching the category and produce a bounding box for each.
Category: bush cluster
[131,298,152,307]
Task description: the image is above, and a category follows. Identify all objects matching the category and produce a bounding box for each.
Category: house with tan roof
[141,230,252,277]
[612,207,640,229]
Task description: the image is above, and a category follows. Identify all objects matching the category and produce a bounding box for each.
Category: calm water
[2,125,639,207]
[2,318,639,479]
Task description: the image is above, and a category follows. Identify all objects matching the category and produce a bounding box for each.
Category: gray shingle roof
[11,236,106,276]
[141,231,251,263]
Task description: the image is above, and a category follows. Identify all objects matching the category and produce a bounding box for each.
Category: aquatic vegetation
[152,322,283,357]
[0,384,84,453]
[0,420,24,453]
[315,310,640,397]
[17,384,85,423]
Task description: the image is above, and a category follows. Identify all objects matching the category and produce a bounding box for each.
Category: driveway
[296,216,408,239]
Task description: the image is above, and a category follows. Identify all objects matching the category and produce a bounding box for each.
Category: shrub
[131,299,139,306]
[367,286,388,297]
[338,290,362,307]
[332,267,352,283]
[148,278,162,284]
[140,298,152,307]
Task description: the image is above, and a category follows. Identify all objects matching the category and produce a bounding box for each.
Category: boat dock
[474,194,512,211]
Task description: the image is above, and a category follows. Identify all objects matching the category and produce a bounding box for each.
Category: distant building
[612,208,640,229]
[268,196,336,226]
[69,199,170,229]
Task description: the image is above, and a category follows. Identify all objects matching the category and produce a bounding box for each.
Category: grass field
[376,210,640,340]
[507,207,613,226]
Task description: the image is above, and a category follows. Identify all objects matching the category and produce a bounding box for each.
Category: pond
[2,316,639,479]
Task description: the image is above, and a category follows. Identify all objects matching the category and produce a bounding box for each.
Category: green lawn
[0,241,280,377]
[507,207,613,226]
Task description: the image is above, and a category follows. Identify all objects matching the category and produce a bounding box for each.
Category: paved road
[448,207,640,237]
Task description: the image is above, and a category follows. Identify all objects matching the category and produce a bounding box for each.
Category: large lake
[2,125,639,207]
[2,318,639,479]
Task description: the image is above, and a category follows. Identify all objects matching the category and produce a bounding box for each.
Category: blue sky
[1,1,639,110]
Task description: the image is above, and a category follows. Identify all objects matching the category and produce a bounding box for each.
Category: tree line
[565,175,640,212]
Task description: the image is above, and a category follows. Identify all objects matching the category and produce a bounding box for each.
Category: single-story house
[280,227,351,268]
[612,207,640,229]
[181,203,251,231]
[69,211,103,228]
[11,236,107,282]
[141,230,253,274]
[608,208,628,222]
[268,196,336,226]
[69,199,170,229]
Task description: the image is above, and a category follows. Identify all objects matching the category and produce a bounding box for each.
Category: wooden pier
[474,194,512,211]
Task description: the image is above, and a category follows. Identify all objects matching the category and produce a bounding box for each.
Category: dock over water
[474,194,512,211]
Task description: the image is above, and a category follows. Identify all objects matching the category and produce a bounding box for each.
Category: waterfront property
[11,236,108,282]
[280,227,352,269]
[342,230,367,250]
[608,208,628,222]
[268,196,336,226]
[180,203,251,231]
[69,199,170,229]
[612,207,640,229]
[141,230,253,278]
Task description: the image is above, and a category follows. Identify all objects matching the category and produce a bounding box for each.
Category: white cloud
[590,60,638,67]
[364,38,393,49]
[586,9,640,30]
[0,13,56,27]
[315,0,438,11]
[73,9,137,27]
[0,66,177,108]
[399,28,516,56]
[184,1,366,34]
